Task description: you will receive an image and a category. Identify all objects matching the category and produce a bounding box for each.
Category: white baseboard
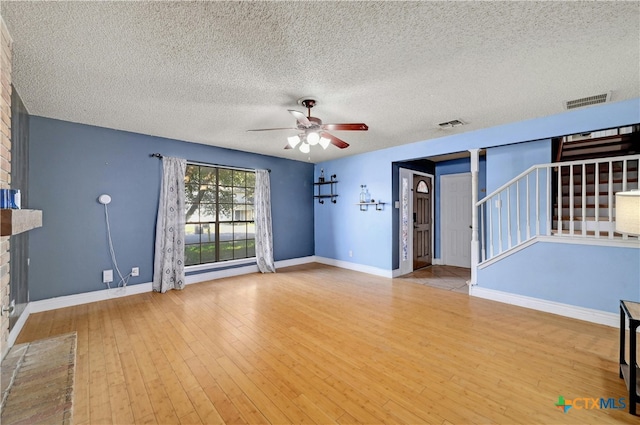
[432,258,444,265]
[185,255,316,284]
[27,256,317,314]
[275,256,316,268]
[30,282,153,313]
[469,286,618,328]
[313,256,394,278]
[185,265,259,284]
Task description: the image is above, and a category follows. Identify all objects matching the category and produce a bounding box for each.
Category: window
[184,164,255,266]
[417,180,429,193]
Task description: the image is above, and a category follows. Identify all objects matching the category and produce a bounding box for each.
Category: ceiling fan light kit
[318,137,331,149]
[307,131,320,145]
[287,135,301,149]
[248,97,368,154]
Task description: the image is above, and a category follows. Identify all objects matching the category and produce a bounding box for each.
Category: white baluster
[569,165,575,236]
[556,165,563,236]
[480,204,486,262]
[581,163,586,238]
[516,180,521,244]
[489,197,494,258]
[507,187,512,249]
[498,194,503,254]
[546,166,551,236]
[526,173,531,239]
[608,160,613,239]
[595,162,600,239]
[622,159,628,241]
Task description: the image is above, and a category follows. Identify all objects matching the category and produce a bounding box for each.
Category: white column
[469,149,480,286]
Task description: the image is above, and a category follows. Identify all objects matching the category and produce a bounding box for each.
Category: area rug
[1,332,76,425]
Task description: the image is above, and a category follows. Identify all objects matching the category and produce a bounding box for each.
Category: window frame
[184,163,256,267]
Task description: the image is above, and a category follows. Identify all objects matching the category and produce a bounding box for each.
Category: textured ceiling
[2,1,639,163]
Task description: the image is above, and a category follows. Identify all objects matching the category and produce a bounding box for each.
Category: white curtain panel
[255,169,276,273]
[153,156,187,293]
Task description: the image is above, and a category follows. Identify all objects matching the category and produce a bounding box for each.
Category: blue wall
[484,139,552,253]
[477,242,640,311]
[485,139,551,194]
[313,153,392,269]
[315,98,639,273]
[28,117,314,300]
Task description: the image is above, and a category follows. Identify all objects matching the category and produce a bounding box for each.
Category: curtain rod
[150,153,270,173]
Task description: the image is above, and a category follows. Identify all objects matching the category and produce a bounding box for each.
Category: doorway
[398,168,434,276]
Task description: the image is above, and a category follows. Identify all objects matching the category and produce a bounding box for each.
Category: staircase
[556,128,638,162]
[476,126,639,266]
[553,127,639,237]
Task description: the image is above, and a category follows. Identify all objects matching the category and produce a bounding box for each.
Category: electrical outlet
[349,250,353,257]
[131,267,139,277]
[103,269,113,283]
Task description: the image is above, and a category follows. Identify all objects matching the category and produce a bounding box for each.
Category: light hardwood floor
[16,263,636,424]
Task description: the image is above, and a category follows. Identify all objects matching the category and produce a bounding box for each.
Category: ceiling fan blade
[322,132,350,149]
[284,144,292,149]
[321,123,368,131]
[247,127,296,132]
[288,110,311,127]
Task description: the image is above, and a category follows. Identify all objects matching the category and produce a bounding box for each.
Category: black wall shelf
[314,175,338,204]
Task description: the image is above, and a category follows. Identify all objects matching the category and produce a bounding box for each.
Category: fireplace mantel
[0,209,42,236]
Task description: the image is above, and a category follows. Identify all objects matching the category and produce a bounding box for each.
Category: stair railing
[477,154,640,264]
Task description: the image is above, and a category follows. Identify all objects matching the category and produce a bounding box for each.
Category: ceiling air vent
[438,119,465,129]
[564,92,611,110]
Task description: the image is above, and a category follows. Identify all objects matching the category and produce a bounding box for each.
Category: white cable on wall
[99,194,131,294]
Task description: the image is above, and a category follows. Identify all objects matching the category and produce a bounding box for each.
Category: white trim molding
[469,285,618,328]
[185,255,316,284]
[26,256,317,314]
[30,282,153,313]
[314,256,394,278]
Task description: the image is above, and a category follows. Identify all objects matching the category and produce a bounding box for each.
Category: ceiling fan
[248,99,368,152]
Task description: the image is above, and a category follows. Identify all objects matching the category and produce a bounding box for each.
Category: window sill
[185,257,257,273]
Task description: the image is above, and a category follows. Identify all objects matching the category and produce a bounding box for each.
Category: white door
[441,173,472,267]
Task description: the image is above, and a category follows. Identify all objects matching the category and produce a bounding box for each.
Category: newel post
[469,149,480,286]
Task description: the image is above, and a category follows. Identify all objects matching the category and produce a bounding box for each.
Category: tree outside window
[185,164,255,265]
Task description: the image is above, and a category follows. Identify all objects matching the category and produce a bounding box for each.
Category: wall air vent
[438,119,465,129]
[564,92,611,110]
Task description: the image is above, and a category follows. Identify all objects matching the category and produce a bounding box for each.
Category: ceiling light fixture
[288,132,331,153]
[307,131,320,145]
[287,135,301,149]
[319,136,331,149]
[250,97,368,153]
